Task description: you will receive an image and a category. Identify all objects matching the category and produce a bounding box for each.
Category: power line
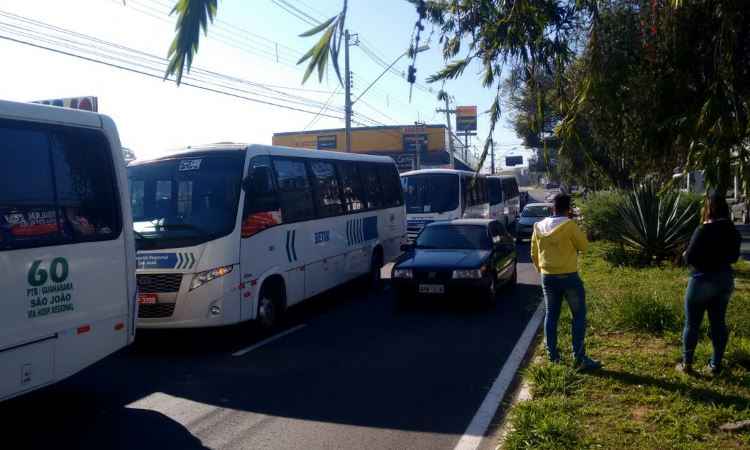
[269,0,318,27]
[0,15,346,119]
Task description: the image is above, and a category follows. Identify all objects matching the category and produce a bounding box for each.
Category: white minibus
[128,144,405,329]
[0,100,136,402]
[400,169,489,241]
[488,175,521,228]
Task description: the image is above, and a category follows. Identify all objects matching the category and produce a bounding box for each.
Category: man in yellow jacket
[531,193,601,370]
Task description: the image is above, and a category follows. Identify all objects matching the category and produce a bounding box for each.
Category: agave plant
[614,183,700,263]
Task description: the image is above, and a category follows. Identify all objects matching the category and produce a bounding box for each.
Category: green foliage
[580,191,625,241]
[613,183,700,262]
[296,7,347,85]
[612,292,680,334]
[527,363,582,398]
[165,0,217,85]
[505,397,584,450]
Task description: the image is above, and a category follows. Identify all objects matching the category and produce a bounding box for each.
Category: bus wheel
[369,248,384,292]
[257,281,284,330]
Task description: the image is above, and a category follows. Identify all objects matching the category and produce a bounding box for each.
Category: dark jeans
[682,271,734,367]
[541,273,587,362]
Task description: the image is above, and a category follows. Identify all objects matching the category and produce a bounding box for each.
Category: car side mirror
[400,243,413,252]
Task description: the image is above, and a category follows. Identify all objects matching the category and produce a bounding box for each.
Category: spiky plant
[614,183,699,263]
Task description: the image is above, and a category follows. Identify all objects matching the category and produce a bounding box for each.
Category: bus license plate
[419,284,444,294]
[138,293,158,304]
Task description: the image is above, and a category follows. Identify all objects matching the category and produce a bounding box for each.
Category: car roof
[425,219,495,228]
[524,203,553,208]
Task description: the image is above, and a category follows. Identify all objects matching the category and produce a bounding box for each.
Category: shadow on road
[1,246,542,449]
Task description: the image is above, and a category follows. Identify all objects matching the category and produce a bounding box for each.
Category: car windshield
[522,205,553,217]
[401,173,459,214]
[416,224,491,250]
[127,153,244,250]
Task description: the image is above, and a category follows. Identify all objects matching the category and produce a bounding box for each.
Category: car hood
[518,216,545,226]
[397,249,491,270]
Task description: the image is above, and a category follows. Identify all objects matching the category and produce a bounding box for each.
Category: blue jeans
[682,272,734,367]
[541,273,587,362]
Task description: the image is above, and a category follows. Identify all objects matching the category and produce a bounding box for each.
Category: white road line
[454,301,545,450]
[231,324,307,357]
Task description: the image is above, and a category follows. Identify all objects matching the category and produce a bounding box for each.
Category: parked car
[391,219,517,305]
[516,203,554,242]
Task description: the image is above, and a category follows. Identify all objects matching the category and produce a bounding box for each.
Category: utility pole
[414,121,426,170]
[344,30,354,152]
[436,95,455,169]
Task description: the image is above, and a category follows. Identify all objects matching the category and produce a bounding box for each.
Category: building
[272,124,478,172]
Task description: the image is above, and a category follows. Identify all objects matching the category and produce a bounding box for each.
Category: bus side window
[310,160,345,217]
[272,157,316,223]
[377,163,403,207]
[337,161,367,213]
[359,163,384,210]
[241,156,281,238]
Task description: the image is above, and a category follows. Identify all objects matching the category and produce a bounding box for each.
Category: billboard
[316,135,337,150]
[505,155,524,166]
[455,105,477,131]
[32,96,98,112]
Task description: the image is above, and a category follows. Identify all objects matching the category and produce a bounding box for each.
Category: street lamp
[351,45,430,105]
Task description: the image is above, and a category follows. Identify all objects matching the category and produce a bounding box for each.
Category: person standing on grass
[678,193,741,375]
[531,193,601,370]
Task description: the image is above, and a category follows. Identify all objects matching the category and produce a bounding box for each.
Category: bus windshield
[127,153,244,250]
[401,173,459,214]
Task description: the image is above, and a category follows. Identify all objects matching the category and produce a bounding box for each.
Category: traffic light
[407,66,417,84]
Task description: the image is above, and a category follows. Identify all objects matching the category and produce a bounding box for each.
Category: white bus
[0,100,136,401]
[488,175,521,228]
[400,169,489,241]
[128,144,405,329]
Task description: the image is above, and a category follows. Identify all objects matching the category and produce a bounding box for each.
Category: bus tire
[257,277,285,331]
[369,247,384,292]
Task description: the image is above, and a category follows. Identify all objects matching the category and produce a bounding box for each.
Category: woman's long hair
[703,193,730,222]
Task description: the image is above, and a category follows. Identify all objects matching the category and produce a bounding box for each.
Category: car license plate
[138,293,158,305]
[419,284,444,294]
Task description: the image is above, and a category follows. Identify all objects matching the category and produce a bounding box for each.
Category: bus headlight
[392,268,413,279]
[190,265,234,291]
[452,268,483,279]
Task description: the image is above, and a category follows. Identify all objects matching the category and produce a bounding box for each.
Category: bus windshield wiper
[132,230,150,240]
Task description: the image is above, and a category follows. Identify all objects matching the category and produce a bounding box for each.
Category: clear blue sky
[0,0,527,168]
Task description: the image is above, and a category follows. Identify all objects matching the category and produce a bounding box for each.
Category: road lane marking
[232,324,307,357]
[454,301,545,450]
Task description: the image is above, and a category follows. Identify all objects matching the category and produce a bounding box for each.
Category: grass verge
[502,242,750,450]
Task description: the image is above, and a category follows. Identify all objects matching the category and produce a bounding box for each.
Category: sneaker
[704,360,722,376]
[675,362,694,375]
[575,356,602,371]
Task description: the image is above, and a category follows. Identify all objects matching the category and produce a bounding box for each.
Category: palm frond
[165,0,217,85]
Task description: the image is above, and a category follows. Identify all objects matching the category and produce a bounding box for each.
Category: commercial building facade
[272,124,477,172]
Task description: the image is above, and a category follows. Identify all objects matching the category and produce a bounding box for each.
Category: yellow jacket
[531,217,588,275]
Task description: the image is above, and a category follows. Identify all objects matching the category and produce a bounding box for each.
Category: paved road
[0,194,548,450]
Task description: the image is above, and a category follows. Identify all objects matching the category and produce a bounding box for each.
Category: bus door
[0,121,127,397]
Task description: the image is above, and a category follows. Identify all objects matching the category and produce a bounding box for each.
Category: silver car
[515,203,554,242]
